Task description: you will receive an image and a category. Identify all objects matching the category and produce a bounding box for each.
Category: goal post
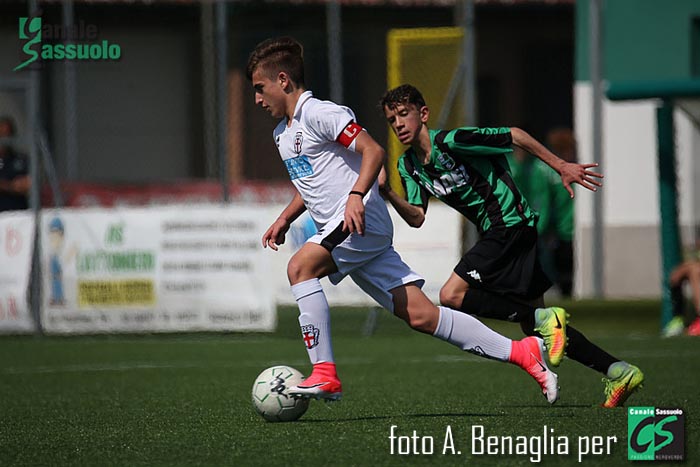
[607,79,700,329]
[386,27,465,197]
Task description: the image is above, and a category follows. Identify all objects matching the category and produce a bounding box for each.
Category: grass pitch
[1,300,698,466]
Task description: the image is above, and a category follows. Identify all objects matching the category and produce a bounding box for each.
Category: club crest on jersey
[301,324,320,349]
[275,135,281,148]
[294,131,303,154]
[437,152,456,170]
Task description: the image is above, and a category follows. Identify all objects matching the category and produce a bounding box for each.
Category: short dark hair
[379,84,426,112]
[246,36,305,86]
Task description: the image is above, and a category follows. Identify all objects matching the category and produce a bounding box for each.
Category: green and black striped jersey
[397,127,537,234]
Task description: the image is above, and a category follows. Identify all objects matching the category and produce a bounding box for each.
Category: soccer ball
[251,365,310,422]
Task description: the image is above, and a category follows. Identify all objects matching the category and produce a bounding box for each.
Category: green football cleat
[534,307,569,367]
[661,316,685,338]
[602,362,644,408]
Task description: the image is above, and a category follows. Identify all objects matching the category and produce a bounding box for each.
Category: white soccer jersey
[273,91,392,237]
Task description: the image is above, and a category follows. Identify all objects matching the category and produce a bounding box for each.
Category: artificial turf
[0,300,697,466]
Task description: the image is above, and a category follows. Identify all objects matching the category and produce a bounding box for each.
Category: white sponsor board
[0,211,35,333]
[40,205,276,334]
[270,202,462,308]
[35,202,460,334]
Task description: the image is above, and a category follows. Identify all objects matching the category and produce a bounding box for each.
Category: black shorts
[454,226,552,300]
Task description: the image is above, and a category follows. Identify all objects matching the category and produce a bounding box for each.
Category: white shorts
[306,217,424,312]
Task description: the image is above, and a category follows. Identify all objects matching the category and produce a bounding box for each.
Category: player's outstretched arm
[262,192,306,251]
[510,127,603,198]
[378,167,425,228]
[344,131,386,235]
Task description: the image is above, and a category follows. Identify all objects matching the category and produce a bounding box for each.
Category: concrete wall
[574,0,700,298]
[574,84,699,298]
[1,4,201,183]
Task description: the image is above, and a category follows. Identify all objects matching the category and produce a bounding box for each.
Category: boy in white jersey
[246,36,559,404]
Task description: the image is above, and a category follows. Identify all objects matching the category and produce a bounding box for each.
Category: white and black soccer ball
[251,365,310,422]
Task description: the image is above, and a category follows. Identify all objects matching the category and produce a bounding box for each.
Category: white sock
[291,278,334,364]
[433,306,512,361]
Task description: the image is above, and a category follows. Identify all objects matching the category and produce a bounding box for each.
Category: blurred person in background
[506,128,576,298]
[0,116,30,212]
[379,84,644,407]
[544,128,576,298]
[664,258,700,337]
[506,145,556,287]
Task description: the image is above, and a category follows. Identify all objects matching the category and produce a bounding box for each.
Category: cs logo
[628,407,684,461]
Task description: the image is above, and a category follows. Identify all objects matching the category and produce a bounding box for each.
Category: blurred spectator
[545,128,576,298]
[506,146,556,284]
[506,127,576,297]
[664,259,700,337]
[0,116,30,211]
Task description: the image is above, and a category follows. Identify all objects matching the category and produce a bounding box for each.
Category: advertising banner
[0,211,35,333]
[40,205,276,334]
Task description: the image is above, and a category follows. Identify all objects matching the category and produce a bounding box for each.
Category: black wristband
[349,190,365,197]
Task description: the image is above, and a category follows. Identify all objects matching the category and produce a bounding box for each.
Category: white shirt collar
[292,90,314,120]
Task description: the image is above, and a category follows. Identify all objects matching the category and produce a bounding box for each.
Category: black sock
[460,288,535,322]
[520,314,536,335]
[520,319,618,375]
[462,290,619,375]
[564,326,618,375]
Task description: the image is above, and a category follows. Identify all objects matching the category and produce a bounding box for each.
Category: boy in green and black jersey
[379,84,643,408]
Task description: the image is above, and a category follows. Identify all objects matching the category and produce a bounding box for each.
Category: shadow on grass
[297,402,600,423]
[499,403,597,409]
[298,412,506,423]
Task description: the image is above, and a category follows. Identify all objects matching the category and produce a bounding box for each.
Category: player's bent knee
[391,284,439,333]
[406,314,434,334]
[395,306,438,334]
[286,257,311,284]
[393,305,431,333]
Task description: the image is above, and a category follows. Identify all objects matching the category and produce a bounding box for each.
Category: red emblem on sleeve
[337,122,363,147]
